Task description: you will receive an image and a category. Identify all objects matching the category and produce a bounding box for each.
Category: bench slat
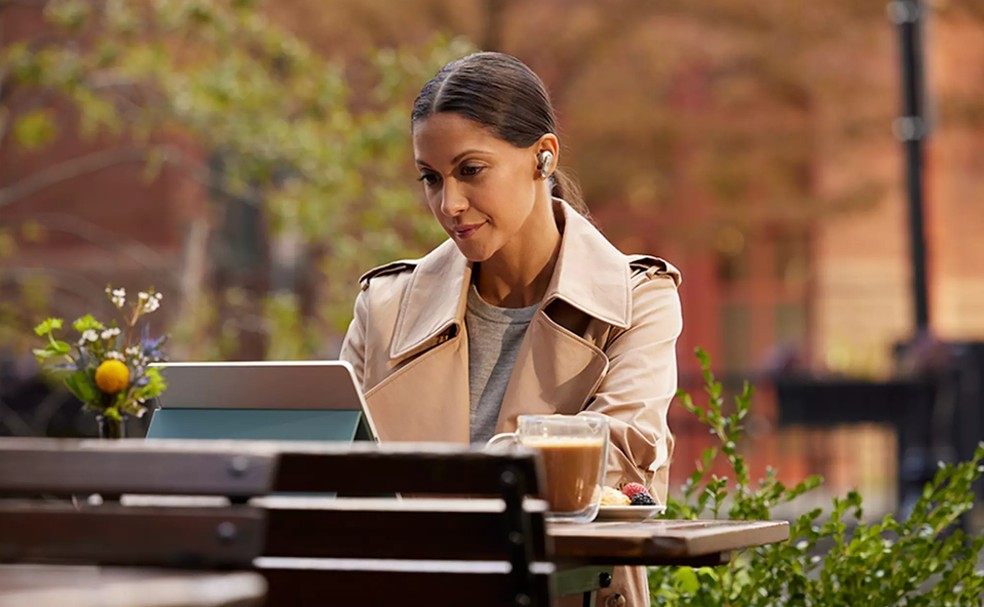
[273,450,542,496]
[263,505,549,561]
[262,567,552,607]
[0,439,543,497]
[0,503,264,567]
[0,445,276,497]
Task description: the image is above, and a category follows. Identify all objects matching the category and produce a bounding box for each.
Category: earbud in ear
[536,151,554,179]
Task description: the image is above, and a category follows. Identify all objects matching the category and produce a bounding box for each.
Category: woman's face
[412,112,545,263]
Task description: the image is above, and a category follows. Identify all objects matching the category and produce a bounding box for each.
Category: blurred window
[716,224,811,372]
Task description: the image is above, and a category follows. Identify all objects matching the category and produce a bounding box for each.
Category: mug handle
[485,431,519,452]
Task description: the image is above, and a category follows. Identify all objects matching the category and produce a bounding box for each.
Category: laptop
[146,360,378,443]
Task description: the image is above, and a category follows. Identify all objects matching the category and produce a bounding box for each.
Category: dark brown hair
[411,52,587,216]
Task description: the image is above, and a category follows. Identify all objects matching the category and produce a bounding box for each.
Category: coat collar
[389,199,632,361]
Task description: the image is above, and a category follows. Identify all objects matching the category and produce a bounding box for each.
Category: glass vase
[95,413,127,439]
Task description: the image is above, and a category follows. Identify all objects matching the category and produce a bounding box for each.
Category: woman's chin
[452,240,494,264]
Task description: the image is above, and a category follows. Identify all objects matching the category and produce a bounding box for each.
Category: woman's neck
[475,199,561,308]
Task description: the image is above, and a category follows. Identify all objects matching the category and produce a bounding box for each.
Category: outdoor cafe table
[546,518,790,600]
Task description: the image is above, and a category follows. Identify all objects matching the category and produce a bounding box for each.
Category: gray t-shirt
[466,285,539,444]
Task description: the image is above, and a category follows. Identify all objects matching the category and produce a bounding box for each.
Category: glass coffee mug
[488,414,609,523]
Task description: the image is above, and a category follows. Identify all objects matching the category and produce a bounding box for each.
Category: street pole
[889,0,937,521]
[890,0,931,332]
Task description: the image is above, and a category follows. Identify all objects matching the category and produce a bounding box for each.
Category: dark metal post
[889,0,939,521]
[889,0,931,332]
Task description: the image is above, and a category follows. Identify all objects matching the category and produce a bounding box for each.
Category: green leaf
[32,347,54,361]
[50,340,71,355]
[701,446,717,470]
[34,317,63,336]
[13,109,58,151]
[72,314,105,333]
[64,371,97,403]
[135,367,168,399]
[673,567,700,594]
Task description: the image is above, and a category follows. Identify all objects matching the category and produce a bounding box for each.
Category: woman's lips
[453,223,485,239]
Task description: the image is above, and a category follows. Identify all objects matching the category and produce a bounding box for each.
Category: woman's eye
[460,165,483,177]
[417,173,439,187]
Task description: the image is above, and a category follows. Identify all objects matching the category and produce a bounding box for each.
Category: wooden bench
[0,438,553,606]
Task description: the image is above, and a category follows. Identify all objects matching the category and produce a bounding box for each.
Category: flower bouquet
[33,287,168,438]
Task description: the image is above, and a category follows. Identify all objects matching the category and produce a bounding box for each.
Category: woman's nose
[440,181,468,217]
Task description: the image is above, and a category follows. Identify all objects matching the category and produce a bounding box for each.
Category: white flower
[125,346,140,357]
[78,330,98,345]
[108,287,126,308]
[142,297,161,314]
[138,291,150,301]
[105,351,125,361]
[101,328,121,340]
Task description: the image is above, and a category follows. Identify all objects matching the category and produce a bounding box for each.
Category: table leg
[582,589,596,607]
[550,564,611,605]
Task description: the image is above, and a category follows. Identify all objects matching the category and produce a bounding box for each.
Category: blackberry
[630,493,656,506]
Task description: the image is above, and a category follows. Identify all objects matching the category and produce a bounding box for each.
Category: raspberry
[630,493,656,506]
[620,482,649,499]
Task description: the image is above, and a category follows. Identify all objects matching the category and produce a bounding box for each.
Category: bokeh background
[2,0,983,523]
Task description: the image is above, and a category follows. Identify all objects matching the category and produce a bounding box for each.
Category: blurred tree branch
[0,146,146,208]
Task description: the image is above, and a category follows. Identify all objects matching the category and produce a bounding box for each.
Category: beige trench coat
[340,200,683,607]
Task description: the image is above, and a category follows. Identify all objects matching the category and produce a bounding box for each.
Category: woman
[340,51,682,607]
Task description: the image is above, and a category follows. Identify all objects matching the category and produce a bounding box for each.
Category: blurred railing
[671,343,984,524]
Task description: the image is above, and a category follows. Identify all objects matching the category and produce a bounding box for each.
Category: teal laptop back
[147,408,373,442]
[145,361,377,444]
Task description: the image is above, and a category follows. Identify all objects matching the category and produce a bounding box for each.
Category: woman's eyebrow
[451,149,488,163]
[415,149,490,168]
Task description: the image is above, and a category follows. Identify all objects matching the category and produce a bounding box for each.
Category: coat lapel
[494,312,610,434]
[389,239,471,361]
[362,239,473,443]
[538,201,632,331]
[495,201,634,433]
[364,335,471,443]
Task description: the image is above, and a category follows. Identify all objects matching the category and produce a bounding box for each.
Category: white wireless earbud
[537,151,554,179]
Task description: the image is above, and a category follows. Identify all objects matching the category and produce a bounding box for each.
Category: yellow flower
[95,360,130,394]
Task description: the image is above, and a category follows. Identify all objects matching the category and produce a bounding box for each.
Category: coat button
[605,593,626,607]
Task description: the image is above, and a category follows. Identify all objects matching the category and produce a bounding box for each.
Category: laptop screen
[146,360,378,443]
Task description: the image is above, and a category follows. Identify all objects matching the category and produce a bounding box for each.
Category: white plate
[594,505,666,521]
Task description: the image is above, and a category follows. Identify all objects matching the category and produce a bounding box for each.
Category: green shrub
[651,348,984,606]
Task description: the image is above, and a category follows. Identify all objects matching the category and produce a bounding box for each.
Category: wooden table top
[90,496,791,568]
[548,519,790,566]
[0,565,266,607]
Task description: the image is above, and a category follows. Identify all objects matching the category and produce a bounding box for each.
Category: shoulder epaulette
[628,254,665,276]
[358,260,417,290]
[627,255,682,286]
